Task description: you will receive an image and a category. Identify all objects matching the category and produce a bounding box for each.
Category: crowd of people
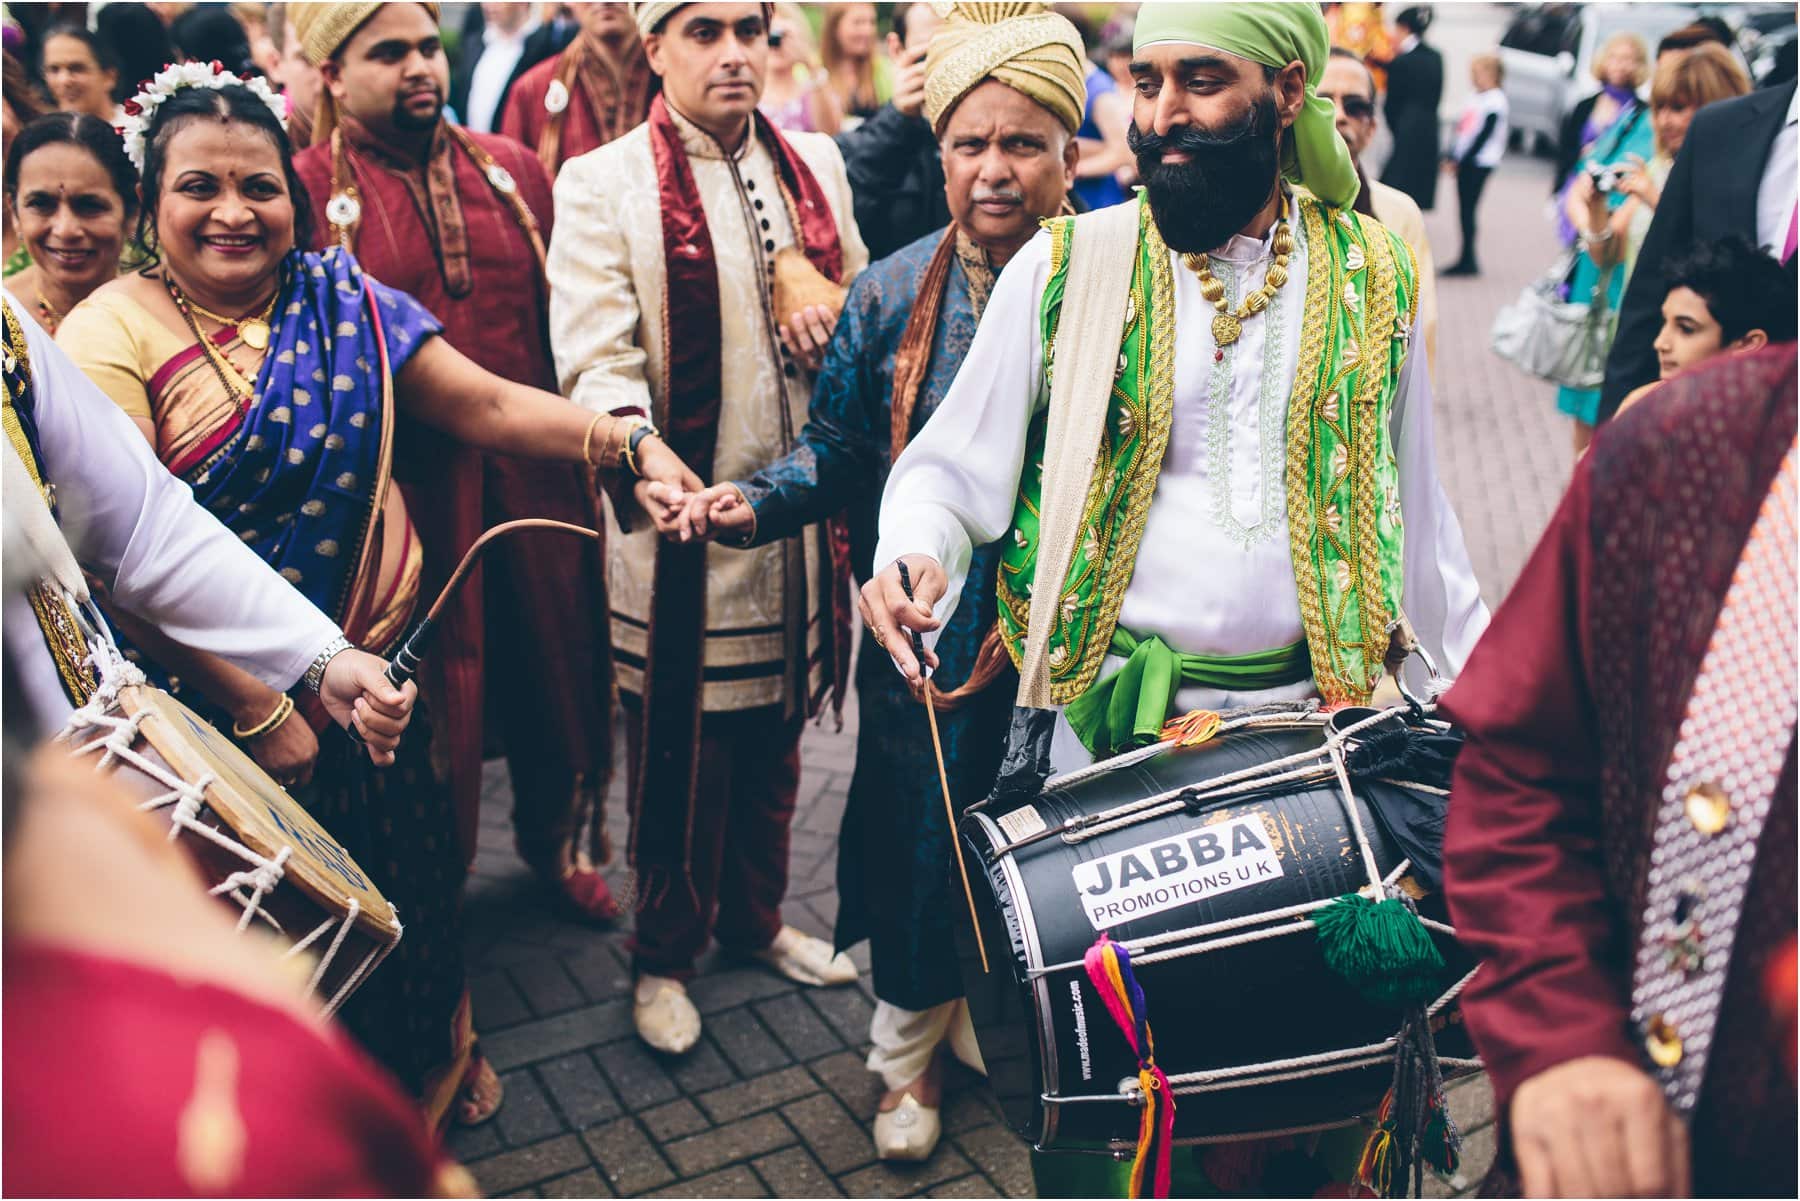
[0,2,1794,1198]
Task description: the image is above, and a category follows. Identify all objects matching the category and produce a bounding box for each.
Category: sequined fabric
[1586,351,1797,1190]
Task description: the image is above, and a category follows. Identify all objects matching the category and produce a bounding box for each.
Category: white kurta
[3,295,342,735]
[872,219,1489,774]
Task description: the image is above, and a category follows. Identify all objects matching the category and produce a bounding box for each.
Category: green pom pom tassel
[1313,892,1445,1007]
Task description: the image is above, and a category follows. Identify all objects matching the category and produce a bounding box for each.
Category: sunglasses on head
[1339,95,1375,120]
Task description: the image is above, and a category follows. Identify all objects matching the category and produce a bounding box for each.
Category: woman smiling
[3,112,138,333]
[57,66,700,1130]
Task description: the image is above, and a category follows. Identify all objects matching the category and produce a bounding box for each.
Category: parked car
[1728,2,1800,85]
[1500,2,1718,154]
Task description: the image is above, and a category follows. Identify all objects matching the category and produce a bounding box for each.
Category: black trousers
[1455,162,1492,267]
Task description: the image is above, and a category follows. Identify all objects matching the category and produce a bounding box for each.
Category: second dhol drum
[958,702,1480,1153]
[59,675,403,1015]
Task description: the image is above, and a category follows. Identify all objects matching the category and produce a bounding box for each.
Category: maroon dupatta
[630,94,845,904]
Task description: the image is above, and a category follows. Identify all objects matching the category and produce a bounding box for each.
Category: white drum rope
[1039,705,1414,852]
[59,686,364,1014]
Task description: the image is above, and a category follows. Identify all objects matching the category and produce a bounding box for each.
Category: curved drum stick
[347,519,600,743]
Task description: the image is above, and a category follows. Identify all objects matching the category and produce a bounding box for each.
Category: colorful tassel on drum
[1084,935,1177,1199]
[1355,1089,1399,1198]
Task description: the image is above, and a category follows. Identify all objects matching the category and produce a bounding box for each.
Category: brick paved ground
[450,155,1576,1198]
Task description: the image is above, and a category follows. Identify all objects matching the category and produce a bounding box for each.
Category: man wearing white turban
[546,1,869,1058]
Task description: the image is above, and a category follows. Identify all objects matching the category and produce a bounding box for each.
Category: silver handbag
[1490,247,1617,391]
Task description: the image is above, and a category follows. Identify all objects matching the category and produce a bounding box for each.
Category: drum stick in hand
[897,560,990,975]
[347,519,601,744]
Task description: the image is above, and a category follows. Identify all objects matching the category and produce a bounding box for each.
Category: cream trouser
[865,999,987,1090]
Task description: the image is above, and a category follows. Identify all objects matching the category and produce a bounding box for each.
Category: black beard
[1127,95,1281,254]
[392,94,443,133]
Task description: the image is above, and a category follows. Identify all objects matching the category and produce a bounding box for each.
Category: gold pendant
[1212,312,1242,347]
[240,320,271,351]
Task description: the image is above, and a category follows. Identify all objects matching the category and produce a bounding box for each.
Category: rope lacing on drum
[1007,705,1412,856]
[1002,700,1472,1197]
[57,681,386,1019]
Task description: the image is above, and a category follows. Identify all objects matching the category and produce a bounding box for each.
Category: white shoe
[633,974,701,1054]
[753,925,858,987]
[874,1093,941,1161]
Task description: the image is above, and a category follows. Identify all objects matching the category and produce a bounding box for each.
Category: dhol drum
[59,673,402,1016]
[958,701,1480,1153]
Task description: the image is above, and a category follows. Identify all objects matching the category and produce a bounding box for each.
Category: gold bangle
[232,692,295,740]
[580,413,606,467]
[617,416,649,477]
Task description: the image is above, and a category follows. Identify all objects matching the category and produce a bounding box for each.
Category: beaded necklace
[1178,196,1294,349]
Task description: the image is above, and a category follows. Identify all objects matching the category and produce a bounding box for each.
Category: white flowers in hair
[116,61,288,175]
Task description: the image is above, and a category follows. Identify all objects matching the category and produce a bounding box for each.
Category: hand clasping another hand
[674,482,754,543]
[632,434,703,536]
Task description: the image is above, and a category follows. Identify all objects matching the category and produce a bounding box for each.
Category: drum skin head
[118,685,399,934]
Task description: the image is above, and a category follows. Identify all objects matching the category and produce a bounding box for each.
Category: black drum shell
[958,721,1477,1150]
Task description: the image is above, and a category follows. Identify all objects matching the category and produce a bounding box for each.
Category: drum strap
[1629,436,1799,1116]
[1016,200,1140,708]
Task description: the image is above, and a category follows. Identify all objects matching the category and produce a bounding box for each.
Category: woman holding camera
[1573,45,1750,290]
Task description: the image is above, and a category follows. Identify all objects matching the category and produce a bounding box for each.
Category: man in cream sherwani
[547,0,870,1055]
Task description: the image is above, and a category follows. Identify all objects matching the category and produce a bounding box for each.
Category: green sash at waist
[1062,628,1312,760]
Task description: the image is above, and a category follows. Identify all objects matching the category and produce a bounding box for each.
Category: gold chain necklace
[1179,202,1294,349]
[164,276,261,409]
[172,286,279,351]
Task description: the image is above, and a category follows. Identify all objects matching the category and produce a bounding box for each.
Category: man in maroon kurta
[1441,346,1797,1198]
[501,2,654,177]
[294,1,619,922]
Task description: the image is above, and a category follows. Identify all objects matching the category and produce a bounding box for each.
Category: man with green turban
[860,2,1488,1194]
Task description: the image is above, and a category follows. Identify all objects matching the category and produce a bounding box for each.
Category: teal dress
[1556,103,1654,425]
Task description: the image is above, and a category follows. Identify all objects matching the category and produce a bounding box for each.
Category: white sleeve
[14,296,342,690]
[872,230,1053,643]
[1391,317,1489,679]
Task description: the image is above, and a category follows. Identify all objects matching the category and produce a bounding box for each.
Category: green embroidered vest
[995,193,1419,706]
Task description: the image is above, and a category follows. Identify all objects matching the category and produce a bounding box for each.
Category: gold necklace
[173,286,279,351]
[165,277,260,409]
[1179,203,1294,349]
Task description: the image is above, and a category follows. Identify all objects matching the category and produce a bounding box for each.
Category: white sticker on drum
[996,804,1048,841]
[1071,814,1283,929]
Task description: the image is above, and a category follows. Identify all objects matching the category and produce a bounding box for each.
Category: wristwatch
[622,418,661,478]
[303,634,354,694]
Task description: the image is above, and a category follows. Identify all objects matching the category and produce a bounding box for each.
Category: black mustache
[1126,109,1265,161]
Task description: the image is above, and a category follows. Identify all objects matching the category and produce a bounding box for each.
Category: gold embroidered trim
[1285,199,1343,700]
[1350,215,1400,691]
[1050,202,1173,702]
[3,299,97,706]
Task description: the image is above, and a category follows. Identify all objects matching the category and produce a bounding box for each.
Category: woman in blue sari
[60,71,699,1130]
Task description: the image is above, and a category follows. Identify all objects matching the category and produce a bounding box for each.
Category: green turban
[1133,1,1360,210]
